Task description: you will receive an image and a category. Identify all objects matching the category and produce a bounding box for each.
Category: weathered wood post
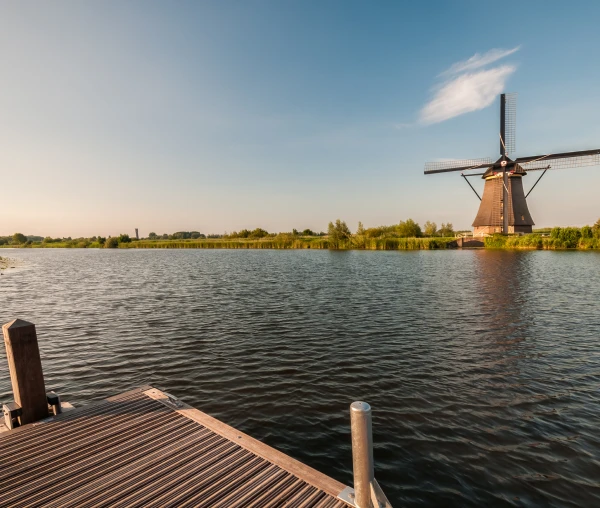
[2,319,48,424]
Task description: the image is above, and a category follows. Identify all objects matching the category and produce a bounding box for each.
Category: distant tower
[135,228,139,240]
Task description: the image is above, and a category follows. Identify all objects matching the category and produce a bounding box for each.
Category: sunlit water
[1,249,599,507]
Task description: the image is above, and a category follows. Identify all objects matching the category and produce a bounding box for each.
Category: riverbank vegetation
[2,219,599,250]
[484,222,600,250]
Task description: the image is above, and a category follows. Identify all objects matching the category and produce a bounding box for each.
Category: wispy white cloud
[440,46,520,76]
[419,46,520,125]
[420,65,516,125]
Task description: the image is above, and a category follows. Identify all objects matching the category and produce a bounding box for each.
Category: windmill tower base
[472,172,534,235]
[473,225,533,235]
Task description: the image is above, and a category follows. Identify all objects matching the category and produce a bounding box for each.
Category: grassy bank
[0,237,457,250]
[3,235,600,250]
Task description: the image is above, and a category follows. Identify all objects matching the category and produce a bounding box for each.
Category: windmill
[424,93,600,235]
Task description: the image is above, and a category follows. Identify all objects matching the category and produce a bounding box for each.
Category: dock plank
[0,386,351,507]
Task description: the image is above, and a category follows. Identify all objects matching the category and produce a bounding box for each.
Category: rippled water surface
[1,249,599,506]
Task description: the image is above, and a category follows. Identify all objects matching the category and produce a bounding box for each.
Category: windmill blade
[500,93,517,156]
[517,149,600,171]
[424,157,493,175]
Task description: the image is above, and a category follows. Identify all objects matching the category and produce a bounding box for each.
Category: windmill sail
[500,93,517,156]
[517,149,600,171]
[424,158,493,175]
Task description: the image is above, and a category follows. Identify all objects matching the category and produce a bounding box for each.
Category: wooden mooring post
[2,319,49,424]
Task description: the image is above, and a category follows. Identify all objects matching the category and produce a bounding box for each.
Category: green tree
[148,232,158,240]
[592,219,600,239]
[356,222,365,235]
[12,233,27,244]
[397,219,421,238]
[105,237,119,248]
[423,221,437,237]
[250,228,269,239]
[327,219,351,248]
[301,229,315,236]
[439,223,455,237]
[118,234,131,243]
[581,225,593,239]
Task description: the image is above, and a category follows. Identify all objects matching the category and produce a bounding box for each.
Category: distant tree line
[147,231,206,240]
[3,219,599,249]
[328,219,455,240]
[223,228,325,239]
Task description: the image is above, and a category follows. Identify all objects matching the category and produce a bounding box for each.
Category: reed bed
[119,237,457,250]
[7,235,598,250]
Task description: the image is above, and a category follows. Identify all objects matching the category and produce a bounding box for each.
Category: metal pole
[525,168,548,198]
[350,401,374,508]
[461,173,482,201]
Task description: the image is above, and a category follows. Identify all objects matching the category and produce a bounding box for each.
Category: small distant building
[135,228,139,240]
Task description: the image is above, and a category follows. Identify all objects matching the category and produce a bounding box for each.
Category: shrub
[438,222,454,237]
[593,219,600,239]
[423,221,437,237]
[364,225,396,238]
[105,237,119,248]
[397,219,422,238]
[550,227,581,248]
[12,233,27,244]
[250,228,269,239]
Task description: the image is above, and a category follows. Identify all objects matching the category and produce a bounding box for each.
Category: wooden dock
[1,319,391,507]
[0,385,351,507]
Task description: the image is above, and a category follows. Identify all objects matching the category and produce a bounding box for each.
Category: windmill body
[424,94,600,235]
[472,162,534,235]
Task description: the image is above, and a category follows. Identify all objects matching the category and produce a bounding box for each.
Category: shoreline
[1,236,600,251]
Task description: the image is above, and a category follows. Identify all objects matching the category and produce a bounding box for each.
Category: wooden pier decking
[0,385,351,507]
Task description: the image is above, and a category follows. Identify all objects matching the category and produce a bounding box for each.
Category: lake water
[1,249,599,507]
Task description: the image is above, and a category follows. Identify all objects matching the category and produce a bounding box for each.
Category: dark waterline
[1,249,599,507]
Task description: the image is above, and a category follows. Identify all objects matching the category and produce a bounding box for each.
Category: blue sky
[1,0,599,236]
